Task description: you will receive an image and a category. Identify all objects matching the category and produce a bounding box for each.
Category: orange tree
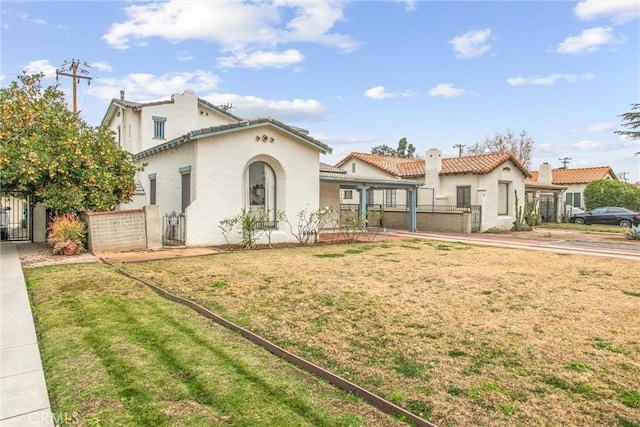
[0,73,137,213]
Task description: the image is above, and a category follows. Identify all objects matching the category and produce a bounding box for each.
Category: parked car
[569,207,640,227]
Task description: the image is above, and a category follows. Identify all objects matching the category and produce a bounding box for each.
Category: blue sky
[2,0,639,182]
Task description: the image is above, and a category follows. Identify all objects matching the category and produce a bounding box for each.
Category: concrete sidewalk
[0,243,53,427]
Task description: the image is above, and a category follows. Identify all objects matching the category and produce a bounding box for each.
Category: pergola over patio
[320,164,423,231]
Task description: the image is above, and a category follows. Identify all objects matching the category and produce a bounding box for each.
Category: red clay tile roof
[335,153,425,177]
[441,152,530,177]
[529,166,616,184]
[336,151,531,178]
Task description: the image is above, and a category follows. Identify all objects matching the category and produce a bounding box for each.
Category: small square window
[344,190,353,200]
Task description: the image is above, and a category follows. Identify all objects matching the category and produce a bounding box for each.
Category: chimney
[538,162,553,185]
[424,148,442,190]
[120,90,125,101]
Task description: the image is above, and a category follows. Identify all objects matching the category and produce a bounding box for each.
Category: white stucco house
[335,149,532,231]
[101,90,333,246]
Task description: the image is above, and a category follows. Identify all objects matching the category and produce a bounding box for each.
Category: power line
[56,59,93,114]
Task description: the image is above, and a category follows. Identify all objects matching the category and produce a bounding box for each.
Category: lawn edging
[101,257,438,427]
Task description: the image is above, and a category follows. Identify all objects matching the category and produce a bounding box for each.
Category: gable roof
[335,152,425,177]
[100,93,243,127]
[441,152,531,177]
[529,166,616,184]
[134,117,331,159]
[336,151,531,178]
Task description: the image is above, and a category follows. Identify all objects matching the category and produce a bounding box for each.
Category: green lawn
[26,264,403,427]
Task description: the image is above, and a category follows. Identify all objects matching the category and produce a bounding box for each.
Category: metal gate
[470,205,482,233]
[539,196,557,223]
[163,211,186,246]
[0,192,31,241]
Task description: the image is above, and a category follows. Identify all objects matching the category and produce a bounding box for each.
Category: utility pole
[453,144,466,157]
[618,172,629,183]
[558,157,572,168]
[56,59,92,114]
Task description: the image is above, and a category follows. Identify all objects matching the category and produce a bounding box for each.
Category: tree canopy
[0,73,137,213]
[584,179,640,211]
[371,137,416,158]
[614,103,640,157]
[466,129,534,167]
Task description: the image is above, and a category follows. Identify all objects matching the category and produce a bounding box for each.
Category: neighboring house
[528,166,616,212]
[335,149,532,231]
[524,163,567,223]
[101,90,332,246]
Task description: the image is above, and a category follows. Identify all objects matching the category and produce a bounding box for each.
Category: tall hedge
[584,179,640,211]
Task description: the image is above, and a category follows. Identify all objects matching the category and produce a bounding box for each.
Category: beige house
[101,90,332,246]
[335,149,532,231]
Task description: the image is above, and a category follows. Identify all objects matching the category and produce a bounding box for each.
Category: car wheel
[574,218,585,225]
[619,219,632,228]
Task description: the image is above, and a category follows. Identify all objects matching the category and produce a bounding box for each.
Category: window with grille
[180,166,191,212]
[566,192,581,208]
[385,189,397,207]
[456,186,471,208]
[149,175,156,205]
[153,116,166,139]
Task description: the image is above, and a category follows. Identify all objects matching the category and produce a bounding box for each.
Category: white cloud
[363,86,413,100]
[575,0,640,24]
[507,73,594,86]
[365,85,396,100]
[23,59,57,79]
[557,27,615,55]
[395,0,417,12]
[585,122,615,133]
[102,0,356,68]
[90,70,221,101]
[90,61,112,72]
[449,29,491,58]
[315,133,379,146]
[428,83,465,98]
[202,92,327,122]
[571,140,605,149]
[218,49,304,69]
[16,12,46,26]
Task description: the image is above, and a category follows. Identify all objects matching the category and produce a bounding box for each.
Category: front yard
[26,264,403,426]
[26,240,640,426]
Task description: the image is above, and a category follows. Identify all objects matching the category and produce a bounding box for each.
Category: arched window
[246,161,276,226]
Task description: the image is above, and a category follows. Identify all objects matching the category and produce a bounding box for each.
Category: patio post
[357,185,370,230]
[408,187,417,232]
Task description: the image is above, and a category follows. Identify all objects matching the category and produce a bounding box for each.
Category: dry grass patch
[122,239,640,426]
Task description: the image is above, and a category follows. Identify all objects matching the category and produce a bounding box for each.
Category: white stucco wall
[319,182,341,229]
[563,183,587,209]
[181,125,323,246]
[123,144,197,217]
[104,92,239,156]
